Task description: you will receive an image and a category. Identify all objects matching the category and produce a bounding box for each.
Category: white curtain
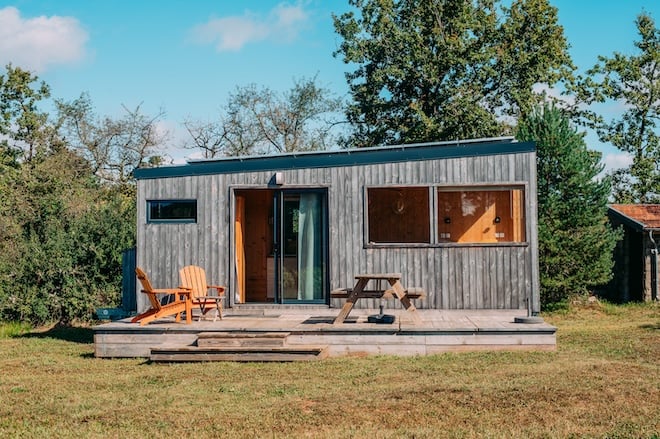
[297,193,322,300]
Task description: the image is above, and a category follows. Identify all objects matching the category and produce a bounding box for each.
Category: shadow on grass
[21,325,94,344]
[639,322,659,331]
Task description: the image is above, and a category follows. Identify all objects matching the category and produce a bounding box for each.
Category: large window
[365,185,526,245]
[147,200,197,223]
[437,188,525,243]
[367,187,430,243]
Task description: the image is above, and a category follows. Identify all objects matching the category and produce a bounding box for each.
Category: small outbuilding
[132,137,541,315]
[606,204,660,302]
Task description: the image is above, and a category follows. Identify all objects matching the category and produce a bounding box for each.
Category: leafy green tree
[0,64,54,320]
[0,66,137,325]
[578,13,660,203]
[0,147,136,325]
[333,0,574,147]
[517,105,620,306]
[0,64,56,161]
[0,159,26,307]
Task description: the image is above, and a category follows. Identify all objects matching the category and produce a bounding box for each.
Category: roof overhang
[133,137,535,180]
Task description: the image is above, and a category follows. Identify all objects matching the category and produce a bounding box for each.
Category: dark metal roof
[608,204,660,231]
[133,137,535,180]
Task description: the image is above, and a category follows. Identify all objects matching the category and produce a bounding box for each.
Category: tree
[0,148,136,325]
[56,93,169,184]
[0,132,137,325]
[182,118,231,159]
[0,68,140,325]
[578,13,660,203]
[0,157,26,303]
[333,0,574,147]
[0,64,59,162]
[182,76,343,157]
[517,105,620,306]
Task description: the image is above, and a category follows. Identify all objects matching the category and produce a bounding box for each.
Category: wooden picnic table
[332,273,424,324]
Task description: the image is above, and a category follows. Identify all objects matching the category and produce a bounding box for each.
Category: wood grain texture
[136,151,539,313]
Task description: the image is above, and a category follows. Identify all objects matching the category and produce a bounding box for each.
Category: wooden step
[196,332,289,347]
[150,345,328,362]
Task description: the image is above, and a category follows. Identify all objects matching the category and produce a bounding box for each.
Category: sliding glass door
[234,188,327,304]
[273,190,327,303]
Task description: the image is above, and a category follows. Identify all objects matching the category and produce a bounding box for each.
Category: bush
[0,151,135,325]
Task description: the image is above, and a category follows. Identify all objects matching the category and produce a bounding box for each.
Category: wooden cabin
[606,204,660,302]
[132,137,541,315]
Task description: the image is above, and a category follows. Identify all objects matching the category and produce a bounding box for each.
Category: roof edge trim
[134,138,534,180]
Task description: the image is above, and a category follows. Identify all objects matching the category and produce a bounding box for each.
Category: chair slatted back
[135,267,161,310]
[179,265,210,301]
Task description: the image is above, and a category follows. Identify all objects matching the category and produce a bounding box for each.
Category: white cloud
[189,2,309,52]
[272,3,308,39]
[192,16,270,51]
[602,152,633,173]
[0,7,88,72]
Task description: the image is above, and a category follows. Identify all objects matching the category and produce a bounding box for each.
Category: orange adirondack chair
[179,265,226,321]
[131,267,192,326]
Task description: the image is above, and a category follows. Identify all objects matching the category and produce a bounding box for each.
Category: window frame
[364,185,432,246]
[436,184,527,245]
[363,183,529,248]
[146,199,198,224]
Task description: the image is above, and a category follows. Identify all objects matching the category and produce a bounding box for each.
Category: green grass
[0,302,658,438]
[0,321,31,338]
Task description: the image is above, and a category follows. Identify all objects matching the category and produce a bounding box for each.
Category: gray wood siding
[137,151,539,313]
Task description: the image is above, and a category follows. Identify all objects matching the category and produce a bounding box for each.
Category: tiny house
[133,137,541,315]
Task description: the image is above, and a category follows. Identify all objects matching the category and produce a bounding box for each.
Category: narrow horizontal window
[367,187,430,243]
[437,188,525,243]
[147,200,197,223]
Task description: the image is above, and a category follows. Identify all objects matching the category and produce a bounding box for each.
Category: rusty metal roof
[609,204,660,230]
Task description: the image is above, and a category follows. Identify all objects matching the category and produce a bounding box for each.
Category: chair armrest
[172,287,192,301]
[144,287,191,303]
[149,287,189,294]
[208,285,226,295]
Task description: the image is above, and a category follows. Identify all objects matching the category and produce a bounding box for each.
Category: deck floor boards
[94,308,556,358]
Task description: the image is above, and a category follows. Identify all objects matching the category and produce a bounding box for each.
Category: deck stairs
[149,331,329,362]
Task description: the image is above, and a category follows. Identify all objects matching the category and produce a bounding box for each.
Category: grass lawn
[0,302,657,438]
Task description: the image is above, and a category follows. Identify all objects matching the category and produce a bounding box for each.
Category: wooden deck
[93,307,556,360]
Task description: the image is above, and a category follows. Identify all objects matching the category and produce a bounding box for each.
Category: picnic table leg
[389,280,422,323]
[333,278,368,324]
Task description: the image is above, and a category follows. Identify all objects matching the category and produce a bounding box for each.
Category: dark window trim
[364,242,530,249]
[147,199,197,224]
[436,183,527,193]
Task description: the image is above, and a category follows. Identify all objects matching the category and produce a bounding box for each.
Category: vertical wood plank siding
[137,152,538,312]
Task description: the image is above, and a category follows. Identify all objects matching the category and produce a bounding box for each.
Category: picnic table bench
[331,273,425,324]
[331,287,426,299]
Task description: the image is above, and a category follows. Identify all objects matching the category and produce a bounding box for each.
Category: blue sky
[0,0,658,166]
